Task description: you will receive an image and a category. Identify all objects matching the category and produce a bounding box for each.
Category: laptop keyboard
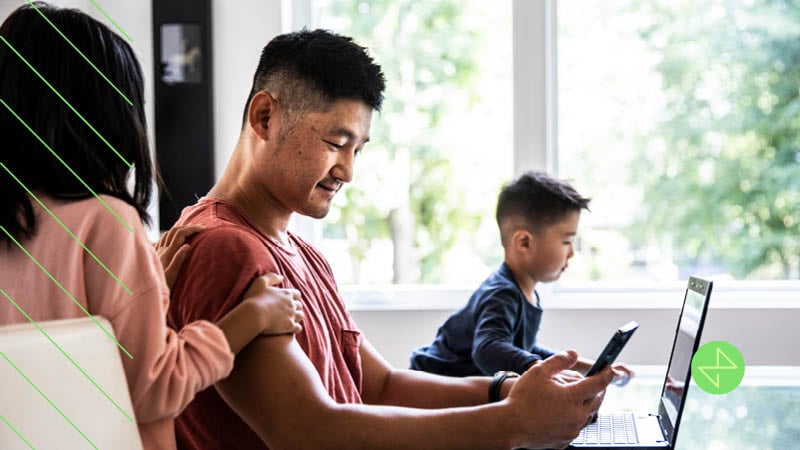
[572,412,639,445]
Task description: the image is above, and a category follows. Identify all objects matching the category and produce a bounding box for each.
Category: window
[558,0,800,284]
[309,0,513,285]
[295,0,799,289]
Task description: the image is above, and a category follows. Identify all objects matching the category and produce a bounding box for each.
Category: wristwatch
[488,370,520,403]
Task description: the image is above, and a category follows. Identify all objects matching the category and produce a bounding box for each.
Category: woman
[0,3,302,449]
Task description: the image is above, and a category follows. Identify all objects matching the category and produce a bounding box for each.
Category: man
[167,29,612,450]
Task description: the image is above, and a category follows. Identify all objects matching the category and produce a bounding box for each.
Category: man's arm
[215,335,613,450]
[360,338,490,408]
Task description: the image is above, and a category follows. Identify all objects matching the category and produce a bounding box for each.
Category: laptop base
[569,412,670,449]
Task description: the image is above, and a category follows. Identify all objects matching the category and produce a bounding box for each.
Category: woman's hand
[154,225,205,290]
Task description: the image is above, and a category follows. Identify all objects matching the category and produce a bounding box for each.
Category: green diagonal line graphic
[0,415,36,449]
[697,367,722,389]
[698,348,739,388]
[0,98,134,233]
[0,35,133,169]
[88,0,133,43]
[0,226,133,360]
[715,347,737,369]
[27,0,133,105]
[0,163,133,296]
[1,289,135,422]
[0,352,98,449]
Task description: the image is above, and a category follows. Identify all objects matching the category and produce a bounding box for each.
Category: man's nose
[332,150,354,183]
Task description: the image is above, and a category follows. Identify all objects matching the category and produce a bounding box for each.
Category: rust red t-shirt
[168,197,363,450]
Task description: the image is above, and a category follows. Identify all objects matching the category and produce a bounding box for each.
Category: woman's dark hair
[0,2,152,245]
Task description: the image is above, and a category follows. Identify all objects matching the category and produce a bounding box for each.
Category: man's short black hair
[241,28,386,127]
[496,171,591,245]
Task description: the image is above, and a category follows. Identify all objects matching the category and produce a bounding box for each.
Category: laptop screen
[658,276,712,444]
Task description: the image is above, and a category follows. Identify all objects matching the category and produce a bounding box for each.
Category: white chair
[0,316,142,449]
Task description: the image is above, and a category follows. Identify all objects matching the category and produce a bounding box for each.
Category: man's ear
[247,91,277,141]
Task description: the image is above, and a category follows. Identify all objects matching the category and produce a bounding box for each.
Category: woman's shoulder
[44,193,143,232]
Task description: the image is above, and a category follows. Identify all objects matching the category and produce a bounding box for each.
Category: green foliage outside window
[631,0,800,279]
[319,0,488,283]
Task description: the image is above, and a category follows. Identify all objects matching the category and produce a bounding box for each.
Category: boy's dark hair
[0,2,152,245]
[241,28,386,127]
[496,171,591,245]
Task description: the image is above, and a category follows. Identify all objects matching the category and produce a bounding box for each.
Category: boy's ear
[512,229,535,251]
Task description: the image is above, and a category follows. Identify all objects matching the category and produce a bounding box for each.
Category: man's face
[258,99,373,219]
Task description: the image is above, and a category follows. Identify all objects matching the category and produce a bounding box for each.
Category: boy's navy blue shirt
[410,263,555,376]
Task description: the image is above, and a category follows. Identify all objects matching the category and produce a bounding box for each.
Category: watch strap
[488,371,519,403]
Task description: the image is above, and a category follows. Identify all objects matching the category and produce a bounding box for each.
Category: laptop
[0,316,142,449]
[570,276,713,449]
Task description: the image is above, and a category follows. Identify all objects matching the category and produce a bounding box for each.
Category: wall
[351,304,800,370]
[211,0,282,181]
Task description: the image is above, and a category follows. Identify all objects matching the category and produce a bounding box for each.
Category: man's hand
[552,369,585,385]
[497,368,583,400]
[154,225,204,290]
[505,350,613,449]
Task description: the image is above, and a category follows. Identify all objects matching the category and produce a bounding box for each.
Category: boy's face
[525,210,580,283]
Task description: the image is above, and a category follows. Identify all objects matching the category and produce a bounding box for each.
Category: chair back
[0,316,142,449]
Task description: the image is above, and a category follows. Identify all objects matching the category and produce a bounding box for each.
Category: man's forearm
[367,368,490,408]
[217,336,610,450]
[217,336,522,450]
[359,339,493,408]
[290,399,520,450]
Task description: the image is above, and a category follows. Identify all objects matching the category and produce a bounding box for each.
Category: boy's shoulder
[482,263,520,289]
[470,265,524,305]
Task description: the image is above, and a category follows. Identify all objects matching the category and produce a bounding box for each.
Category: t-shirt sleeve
[109,287,235,423]
[471,288,541,374]
[169,226,276,326]
[81,205,234,423]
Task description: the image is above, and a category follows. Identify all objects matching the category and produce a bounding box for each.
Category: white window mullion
[512,0,558,176]
[283,0,313,32]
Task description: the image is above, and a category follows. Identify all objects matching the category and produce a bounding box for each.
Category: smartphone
[584,320,639,377]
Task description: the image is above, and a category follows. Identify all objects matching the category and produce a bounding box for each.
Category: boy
[411,171,633,380]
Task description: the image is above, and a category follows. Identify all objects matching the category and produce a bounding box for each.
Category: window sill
[340,280,800,311]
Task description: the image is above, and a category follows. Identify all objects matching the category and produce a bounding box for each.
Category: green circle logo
[691,340,745,395]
